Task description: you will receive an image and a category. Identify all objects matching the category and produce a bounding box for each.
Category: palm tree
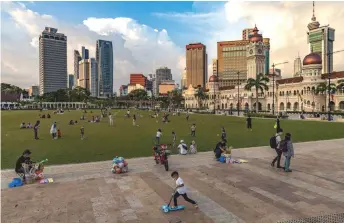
[316,82,336,111]
[244,73,269,113]
[194,87,207,109]
[337,79,344,91]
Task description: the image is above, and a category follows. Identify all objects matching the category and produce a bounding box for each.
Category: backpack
[269,136,277,149]
[182,144,188,150]
[280,140,288,152]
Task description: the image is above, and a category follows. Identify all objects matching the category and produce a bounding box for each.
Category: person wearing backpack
[178,140,188,155]
[270,129,283,168]
[282,133,294,172]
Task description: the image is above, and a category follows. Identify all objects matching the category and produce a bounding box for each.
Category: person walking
[246,115,252,131]
[275,117,282,133]
[109,113,114,126]
[80,126,85,140]
[133,114,137,126]
[172,131,177,147]
[271,129,283,168]
[156,129,162,145]
[190,124,196,137]
[50,122,57,140]
[282,133,294,172]
[33,120,40,140]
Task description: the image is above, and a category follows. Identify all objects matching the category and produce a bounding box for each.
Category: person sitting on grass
[214,139,227,159]
[20,122,26,129]
[178,140,188,155]
[27,122,32,128]
[69,120,74,125]
[15,149,34,181]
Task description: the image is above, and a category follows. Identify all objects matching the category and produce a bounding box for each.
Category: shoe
[277,166,283,169]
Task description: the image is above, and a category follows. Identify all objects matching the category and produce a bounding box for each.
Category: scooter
[161,189,185,213]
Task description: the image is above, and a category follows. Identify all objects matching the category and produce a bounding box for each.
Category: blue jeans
[284,156,291,171]
[156,137,160,145]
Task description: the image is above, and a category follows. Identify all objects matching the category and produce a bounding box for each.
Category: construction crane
[271,61,289,115]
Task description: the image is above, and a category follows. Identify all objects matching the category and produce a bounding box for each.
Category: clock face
[258,49,262,54]
[249,49,253,54]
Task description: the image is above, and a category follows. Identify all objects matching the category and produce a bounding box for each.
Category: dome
[249,25,263,43]
[209,75,219,82]
[303,53,322,65]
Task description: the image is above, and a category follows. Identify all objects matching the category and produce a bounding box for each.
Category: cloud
[156,0,344,77]
[1,2,184,90]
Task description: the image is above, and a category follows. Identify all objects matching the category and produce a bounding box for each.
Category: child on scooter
[170,171,198,209]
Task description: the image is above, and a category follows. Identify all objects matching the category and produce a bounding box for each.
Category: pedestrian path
[1,138,344,223]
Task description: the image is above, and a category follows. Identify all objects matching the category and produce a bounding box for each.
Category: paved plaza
[2,139,344,223]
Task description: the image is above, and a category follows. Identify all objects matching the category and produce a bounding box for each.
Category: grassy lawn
[1,110,344,169]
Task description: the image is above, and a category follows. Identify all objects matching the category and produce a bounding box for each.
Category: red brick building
[130,74,147,88]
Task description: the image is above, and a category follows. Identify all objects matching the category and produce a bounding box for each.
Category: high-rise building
[68,74,74,89]
[159,80,176,95]
[146,74,153,93]
[242,28,254,40]
[212,59,218,76]
[96,40,113,97]
[307,2,335,74]
[181,68,187,89]
[89,58,98,97]
[28,86,39,97]
[39,27,67,95]
[130,74,147,87]
[81,46,89,60]
[217,40,249,86]
[79,59,90,90]
[263,38,270,75]
[186,43,207,88]
[154,67,172,96]
[119,85,128,96]
[294,55,302,77]
[73,50,82,88]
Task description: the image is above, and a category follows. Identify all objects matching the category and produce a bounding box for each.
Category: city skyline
[1,1,344,91]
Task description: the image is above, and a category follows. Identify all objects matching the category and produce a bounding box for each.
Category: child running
[171,171,198,209]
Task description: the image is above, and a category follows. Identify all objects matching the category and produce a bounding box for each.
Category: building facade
[39,27,67,95]
[294,55,302,77]
[119,85,128,96]
[28,86,39,97]
[127,84,144,94]
[159,80,176,95]
[154,67,172,96]
[242,28,254,40]
[186,43,207,88]
[89,58,98,97]
[81,46,89,60]
[307,2,335,74]
[96,40,113,97]
[79,59,90,90]
[130,74,147,87]
[68,74,74,89]
[73,50,82,88]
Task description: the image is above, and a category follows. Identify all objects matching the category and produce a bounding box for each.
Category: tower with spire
[293,52,302,77]
[306,1,335,74]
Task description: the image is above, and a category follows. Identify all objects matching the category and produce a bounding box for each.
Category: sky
[1,1,344,91]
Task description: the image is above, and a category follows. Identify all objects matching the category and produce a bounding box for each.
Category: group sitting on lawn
[177,140,197,155]
[20,122,33,129]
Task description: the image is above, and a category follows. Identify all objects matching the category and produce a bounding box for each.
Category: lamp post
[271,61,288,115]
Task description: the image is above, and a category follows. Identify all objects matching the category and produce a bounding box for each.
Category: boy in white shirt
[156,129,162,145]
[171,171,198,209]
[177,140,188,155]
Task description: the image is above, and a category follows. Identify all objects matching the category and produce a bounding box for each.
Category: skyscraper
[96,40,113,97]
[154,67,172,96]
[307,2,335,74]
[79,59,90,90]
[186,43,207,88]
[89,58,98,97]
[74,50,82,88]
[39,27,67,95]
[294,55,302,77]
[81,46,89,60]
[242,28,254,40]
[68,74,74,89]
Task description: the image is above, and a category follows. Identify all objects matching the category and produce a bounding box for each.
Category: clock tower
[246,25,266,79]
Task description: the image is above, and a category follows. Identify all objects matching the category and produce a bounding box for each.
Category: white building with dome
[183,24,344,113]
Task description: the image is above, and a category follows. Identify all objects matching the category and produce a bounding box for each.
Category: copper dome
[303,53,322,65]
[209,75,219,82]
[249,25,263,42]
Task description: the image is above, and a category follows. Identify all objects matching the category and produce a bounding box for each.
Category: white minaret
[246,25,266,79]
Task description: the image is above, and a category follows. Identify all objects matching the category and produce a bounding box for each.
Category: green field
[1,110,344,169]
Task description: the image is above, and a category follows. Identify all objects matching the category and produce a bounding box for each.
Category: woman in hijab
[50,121,57,140]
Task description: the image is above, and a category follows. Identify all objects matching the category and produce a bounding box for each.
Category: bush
[244,113,288,119]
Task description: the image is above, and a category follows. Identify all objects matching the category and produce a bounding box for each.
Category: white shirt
[176,177,187,194]
[156,131,162,137]
[275,134,282,149]
[178,143,187,155]
[109,115,113,120]
[189,144,197,154]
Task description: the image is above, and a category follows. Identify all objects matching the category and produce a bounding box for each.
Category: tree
[337,79,344,90]
[244,73,269,113]
[316,82,336,111]
[169,89,184,108]
[194,87,207,109]
[128,89,148,101]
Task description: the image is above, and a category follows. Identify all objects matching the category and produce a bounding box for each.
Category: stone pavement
[1,139,344,223]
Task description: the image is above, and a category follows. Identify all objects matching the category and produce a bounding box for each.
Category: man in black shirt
[15,149,33,180]
[246,115,252,131]
[214,140,226,159]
